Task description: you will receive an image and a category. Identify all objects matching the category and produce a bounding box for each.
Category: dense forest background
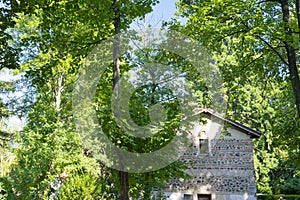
[0,0,300,199]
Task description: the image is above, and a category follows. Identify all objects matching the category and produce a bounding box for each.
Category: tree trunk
[143,173,152,200]
[281,0,300,118]
[119,170,129,200]
[295,0,300,40]
[113,0,130,199]
[55,72,63,112]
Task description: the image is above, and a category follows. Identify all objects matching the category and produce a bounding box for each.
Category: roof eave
[199,108,261,138]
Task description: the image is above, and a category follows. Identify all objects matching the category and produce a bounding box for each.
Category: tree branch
[243,53,265,69]
[257,0,281,4]
[221,30,248,39]
[238,18,289,66]
[257,35,289,66]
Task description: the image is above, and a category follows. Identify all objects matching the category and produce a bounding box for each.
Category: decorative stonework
[179,140,254,170]
[165,139,256,195]
[158,110,260,200]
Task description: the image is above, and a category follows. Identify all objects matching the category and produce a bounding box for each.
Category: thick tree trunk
[119,170,129,200]
[295,0,300,40]
[113,0,130,199]
[281,0,300,118]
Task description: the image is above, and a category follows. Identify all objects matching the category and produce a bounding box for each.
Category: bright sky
[151,0,177,25]
[130,0,180,29]
[0,68,16,81]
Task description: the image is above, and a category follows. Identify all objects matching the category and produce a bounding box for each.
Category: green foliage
[8,118,102,199]
[0,179,7,200]
[258,194,300,200]
[6,0,300,198]
[3,0,195,199]
[279,178,300,195]
[93,35,196,197]
[128,162,190,199]
[0,121,14,200]
[0,0,20,70]
[0,122,13,178]
[0,177,13,200]
[171,0,300,194]
[58,171,111,200]
[0,143,13,178]
[0,74,16,118]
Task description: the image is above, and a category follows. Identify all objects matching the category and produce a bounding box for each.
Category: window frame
[199,139,209,155]
[197,194,211,200]
[183,194,193,200]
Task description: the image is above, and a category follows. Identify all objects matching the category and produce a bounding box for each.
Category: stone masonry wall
[165,139,257,195]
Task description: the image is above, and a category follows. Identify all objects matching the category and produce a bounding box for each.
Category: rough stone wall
[179,139,254,170]
[164,139,257,197]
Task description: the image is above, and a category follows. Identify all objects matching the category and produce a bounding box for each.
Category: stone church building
[156,108,260,200]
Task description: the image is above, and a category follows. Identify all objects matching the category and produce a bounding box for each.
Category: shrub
[0,177,12,200]
[280,178,300,194]
[258,194,300,200]
[58,172,106,200]
[0,180,7,200]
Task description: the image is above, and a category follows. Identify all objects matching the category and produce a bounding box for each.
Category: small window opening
[184,194,193,200]
[199,139,209,154]
[197,194,211,200]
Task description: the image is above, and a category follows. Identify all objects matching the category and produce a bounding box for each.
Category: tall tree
[173,0,300,118]
[6,0,160,199]
[111,0,130,198]
[0,0,20,140]
[279,0,300,118]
